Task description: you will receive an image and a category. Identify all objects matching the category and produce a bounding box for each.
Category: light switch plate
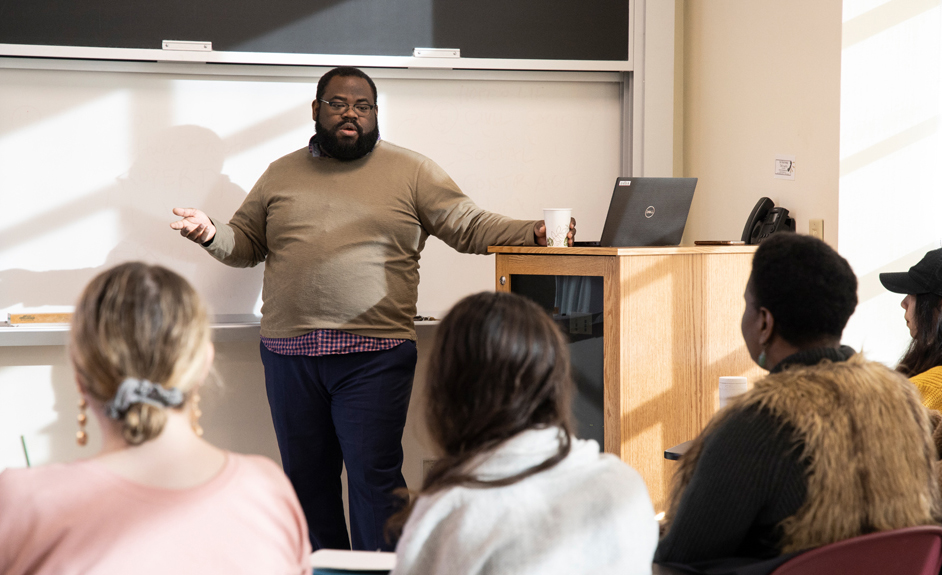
[809,219,824,240]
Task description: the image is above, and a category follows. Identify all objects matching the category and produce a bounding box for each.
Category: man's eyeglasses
[318,99,375,116]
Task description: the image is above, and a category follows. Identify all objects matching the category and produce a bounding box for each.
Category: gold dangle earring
[190,388,204,437]
[76,397,88,446]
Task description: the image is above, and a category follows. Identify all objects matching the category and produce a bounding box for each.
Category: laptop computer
[574,177,698,247]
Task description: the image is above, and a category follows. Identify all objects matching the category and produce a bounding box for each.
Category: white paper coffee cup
[543,208,572,248]
[718,376,748,409]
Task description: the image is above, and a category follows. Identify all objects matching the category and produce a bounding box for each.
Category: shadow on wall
[199,340,282,464]
[401,324,438,491]
[1,125,273,469]
[0,125,263,319]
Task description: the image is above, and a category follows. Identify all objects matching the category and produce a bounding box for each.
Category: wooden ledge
[488,245,758,256]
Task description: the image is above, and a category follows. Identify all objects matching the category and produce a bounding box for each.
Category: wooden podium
[489,245,763,510]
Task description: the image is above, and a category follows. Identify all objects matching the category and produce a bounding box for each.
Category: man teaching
[171,66,574,552]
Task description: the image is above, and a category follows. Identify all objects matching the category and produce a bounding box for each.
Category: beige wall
[677,0,942,367]
[680,1,844,247]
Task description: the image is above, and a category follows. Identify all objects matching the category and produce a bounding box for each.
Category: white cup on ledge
[543,208,572,248]
[718,376,749,409]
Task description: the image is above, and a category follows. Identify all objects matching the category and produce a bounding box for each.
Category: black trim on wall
[0,0,630,61]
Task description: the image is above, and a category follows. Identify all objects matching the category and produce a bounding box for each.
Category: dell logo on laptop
[644,206,655,218]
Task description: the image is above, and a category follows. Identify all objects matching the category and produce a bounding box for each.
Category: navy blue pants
[260,341,416,552]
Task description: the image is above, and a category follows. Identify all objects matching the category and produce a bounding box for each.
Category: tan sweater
[205,141,536,340]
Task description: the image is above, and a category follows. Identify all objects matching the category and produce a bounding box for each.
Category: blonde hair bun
[70,263,211,445]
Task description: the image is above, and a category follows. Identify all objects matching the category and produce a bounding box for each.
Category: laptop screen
[597,177,698,247]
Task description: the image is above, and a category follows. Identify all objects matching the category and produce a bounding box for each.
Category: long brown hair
[898,292,942,377]
[70,262,211,445]
[386,291,574,540]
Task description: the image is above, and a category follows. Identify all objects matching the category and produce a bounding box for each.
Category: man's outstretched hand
[534,217,577,247]
[170,208,216,244]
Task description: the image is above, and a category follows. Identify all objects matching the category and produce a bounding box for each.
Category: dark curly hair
[315,66,377,103]
[750,233,858,346]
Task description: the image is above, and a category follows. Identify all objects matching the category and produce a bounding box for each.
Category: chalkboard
[0,0,630,61]
[0,64,623,321]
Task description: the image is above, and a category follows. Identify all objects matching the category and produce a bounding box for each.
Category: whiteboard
[0,61,624,322]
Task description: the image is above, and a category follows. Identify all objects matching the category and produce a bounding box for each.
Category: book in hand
[310,549,396,573]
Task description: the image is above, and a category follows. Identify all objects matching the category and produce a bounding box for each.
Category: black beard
[314,119,380,161]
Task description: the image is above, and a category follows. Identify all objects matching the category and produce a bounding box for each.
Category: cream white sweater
[392,428,658,575]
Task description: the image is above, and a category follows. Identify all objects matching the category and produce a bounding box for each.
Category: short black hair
[315,67,377,103]
[750,233,858,346]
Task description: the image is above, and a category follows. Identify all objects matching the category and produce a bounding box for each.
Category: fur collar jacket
[666,353,942,554]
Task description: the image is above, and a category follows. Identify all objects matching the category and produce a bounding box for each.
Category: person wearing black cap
[880,248,942,411]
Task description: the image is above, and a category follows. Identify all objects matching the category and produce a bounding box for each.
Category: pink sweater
[0,452,311,575]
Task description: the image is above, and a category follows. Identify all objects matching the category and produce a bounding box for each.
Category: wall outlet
[809,219,824,240]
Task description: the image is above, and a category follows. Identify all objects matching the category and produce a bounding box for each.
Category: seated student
[656,233,942,574]
[879,247,942,411]
[0,263,311,575]
[387,291,658,575]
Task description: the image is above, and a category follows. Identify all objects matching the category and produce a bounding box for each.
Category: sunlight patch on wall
[839,0,942,365]
[0,91,131,233]
[0,209,119,272]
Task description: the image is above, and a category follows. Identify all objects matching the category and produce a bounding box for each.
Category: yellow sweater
[912,366,942,412]
[205,140,536,340]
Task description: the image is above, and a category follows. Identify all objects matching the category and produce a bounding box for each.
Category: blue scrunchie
[104,377,185,420]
